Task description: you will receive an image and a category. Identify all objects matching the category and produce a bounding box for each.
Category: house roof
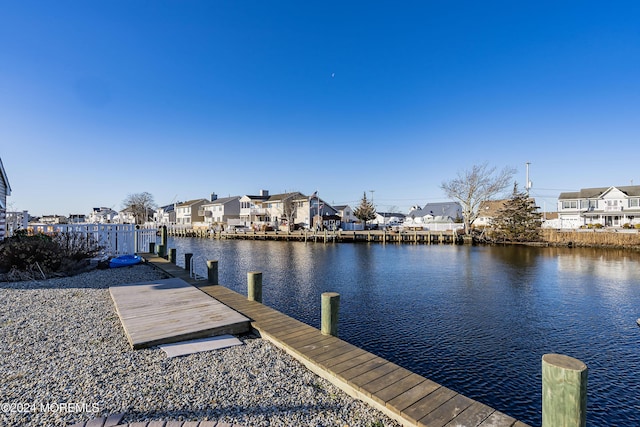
[377,212,406,218]
[176,198,208,207]
[476,200,508,218]
[558,185,640,199]
[410,202,462,218]
[266,192,306,202]
[203,196,240,206]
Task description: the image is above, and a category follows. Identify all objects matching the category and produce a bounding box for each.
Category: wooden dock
[143,255,530,427]
[109,277,250,349]
[166,228,462,244]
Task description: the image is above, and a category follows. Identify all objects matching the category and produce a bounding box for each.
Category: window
[629,198,639,208]
[562,200,578,209]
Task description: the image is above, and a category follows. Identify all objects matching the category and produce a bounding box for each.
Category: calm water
[166,237,640,426]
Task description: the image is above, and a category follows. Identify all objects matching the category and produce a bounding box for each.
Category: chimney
[260,189,269,197]
[211,192,218,202]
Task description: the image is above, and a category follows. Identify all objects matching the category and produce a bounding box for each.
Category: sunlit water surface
[166,238,640,426]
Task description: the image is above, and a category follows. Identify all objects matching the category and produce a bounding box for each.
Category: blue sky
[2,1,639,216]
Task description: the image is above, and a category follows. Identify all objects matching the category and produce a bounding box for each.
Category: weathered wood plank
[401,387,457,424]
[110,278,250,349]
[417,393,475,427]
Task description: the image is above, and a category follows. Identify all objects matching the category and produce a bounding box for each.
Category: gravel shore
[0,264,400,427]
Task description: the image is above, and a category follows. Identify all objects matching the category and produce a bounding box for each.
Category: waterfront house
[154,203,177,225]
[239,190,271,228]
[0,157,11,241]
[40,215,69,224]
[88,207,118,223]
[473,200,508,228]
[200,194,241,228]
[68,214,87,224]
[557,185,640,229]
[333,205,357,225]
[175,199,208,226]
[371,212,406,228]
[405,201,463,230]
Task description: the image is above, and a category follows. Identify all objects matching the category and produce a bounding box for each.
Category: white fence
[27,224,157,256]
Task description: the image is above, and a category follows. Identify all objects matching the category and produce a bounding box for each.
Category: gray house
[0,157,12,241]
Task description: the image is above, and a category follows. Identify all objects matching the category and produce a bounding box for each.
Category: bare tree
[122,192,156,224]
[440,163,515,233]
[277,193,300,231]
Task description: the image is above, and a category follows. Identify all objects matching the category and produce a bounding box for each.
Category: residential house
[557,185,640,229]
[88,207,118,223]
[6,210,28,236]
[200,194,241,228]
[175,199,208,226]
[117,207,137,224]
[405,202,463,228]
[370,212,406,228]
[40,215,68,224]
[154,204,177,225]
[68,214,87,224]
[334,205,357,224]
[473,200,508,228]
[239,190,271,227]
[0,157,11,241]
[262,192,307,229]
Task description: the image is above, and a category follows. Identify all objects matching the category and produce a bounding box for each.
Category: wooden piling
[157,244,166,258]
[148,242,155,254]
[161,225,168,247]
[247,271,263,303]
[321,292,340,336]
[542,353,588,427]
[184,253,193,272]
[207,260,219,285]
[169,248,177,264]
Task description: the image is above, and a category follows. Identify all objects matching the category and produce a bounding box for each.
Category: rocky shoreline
[0,265,399,427]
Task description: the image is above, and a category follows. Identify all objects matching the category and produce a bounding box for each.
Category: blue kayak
[109,254,143,268]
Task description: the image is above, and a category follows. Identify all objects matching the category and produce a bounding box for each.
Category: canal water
[166,237,640,426]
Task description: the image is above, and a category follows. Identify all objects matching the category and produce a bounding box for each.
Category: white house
[404,202,463,230]
[334,205,357,224]
[0,157,12,240]
[154,204,176,225]
[370,212,406,228]
[239,190,271,227]
[473,200,508,228]
[88,207,118,223]
[558,185,640,229]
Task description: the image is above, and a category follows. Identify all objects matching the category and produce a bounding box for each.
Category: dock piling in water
[207,260,219,285]
[184,253,193,271]
[542,353,588,427]
[247,271,263,303]
[321,292,340,336]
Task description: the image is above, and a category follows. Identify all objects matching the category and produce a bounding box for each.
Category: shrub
[593,223,604,229]
[635,223,640,230]
[0,231,104,278]
[622,223,632,229]
[0,232,63,274]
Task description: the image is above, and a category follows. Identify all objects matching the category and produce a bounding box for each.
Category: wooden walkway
[143,255,530,427]
[109,277,250,349]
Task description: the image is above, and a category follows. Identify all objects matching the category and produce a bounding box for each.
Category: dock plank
[110,277,250,349]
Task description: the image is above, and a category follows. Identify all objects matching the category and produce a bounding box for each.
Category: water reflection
[167,238,640,426]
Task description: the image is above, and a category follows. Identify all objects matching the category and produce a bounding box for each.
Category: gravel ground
[0,264,400,427]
